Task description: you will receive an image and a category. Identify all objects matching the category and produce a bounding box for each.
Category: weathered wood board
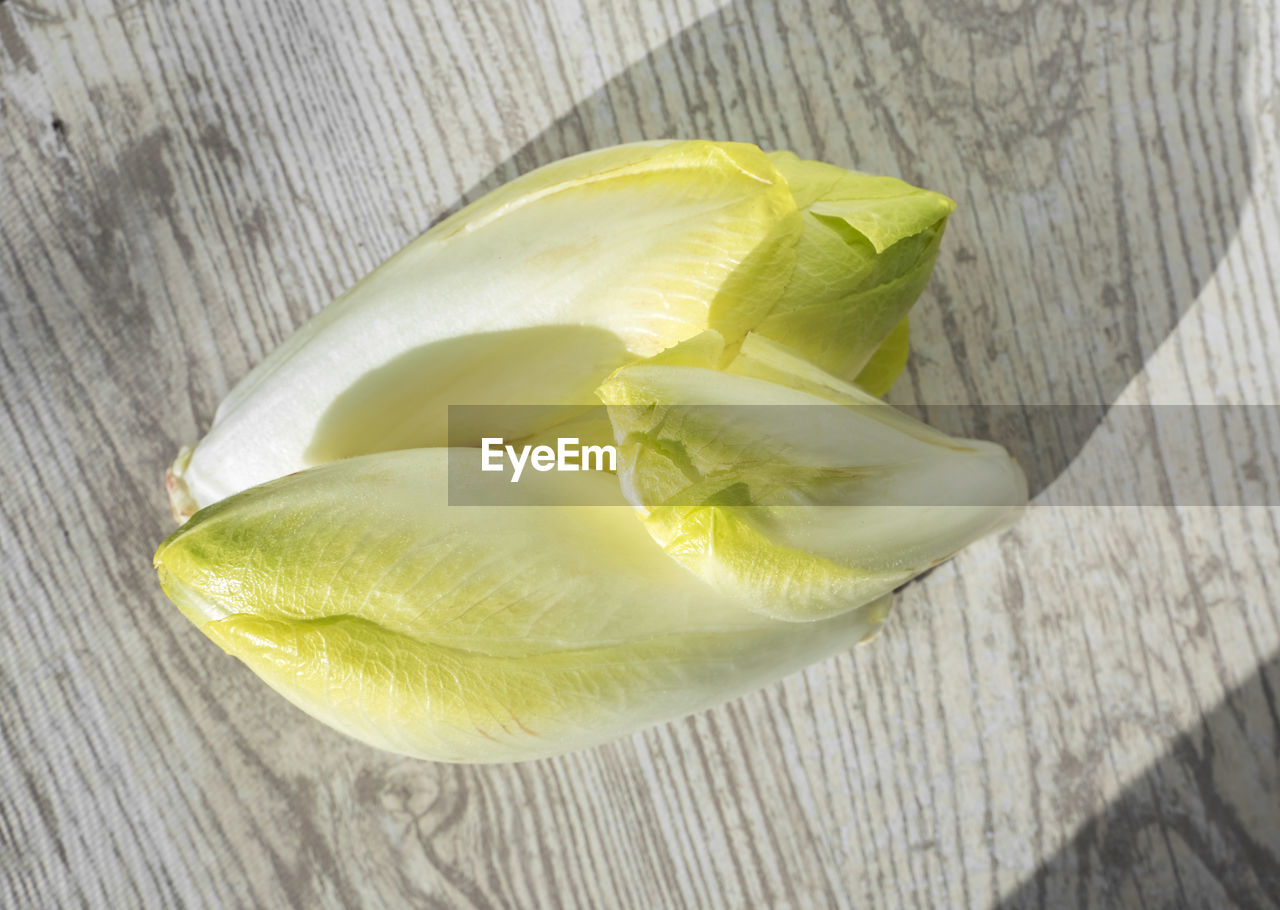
[3,0,1278,906]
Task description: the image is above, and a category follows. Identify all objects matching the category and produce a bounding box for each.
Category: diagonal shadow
[431,0,1255,499]
[998,654,1280,909]
[436,11,1273,896]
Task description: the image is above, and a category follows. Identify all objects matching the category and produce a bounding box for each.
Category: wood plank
[2,0,1277,906]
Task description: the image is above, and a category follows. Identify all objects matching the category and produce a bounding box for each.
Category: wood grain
[3,0,1278,906]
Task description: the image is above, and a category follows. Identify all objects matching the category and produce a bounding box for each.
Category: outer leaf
[597,333,1026,621]
[155,448,890,762]
[169,142,957,518]
[171,140,800,516]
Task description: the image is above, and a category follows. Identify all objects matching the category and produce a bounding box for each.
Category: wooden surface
[3,0,1279,906]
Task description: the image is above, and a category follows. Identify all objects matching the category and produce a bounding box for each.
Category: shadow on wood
[436,0,1256,500]
[997,653,1280,909]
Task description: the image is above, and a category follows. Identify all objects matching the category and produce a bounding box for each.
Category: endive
[168,140,954,518]
[597,332,1027,621]
[155,140,1023,763]
[155,450,892,763]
